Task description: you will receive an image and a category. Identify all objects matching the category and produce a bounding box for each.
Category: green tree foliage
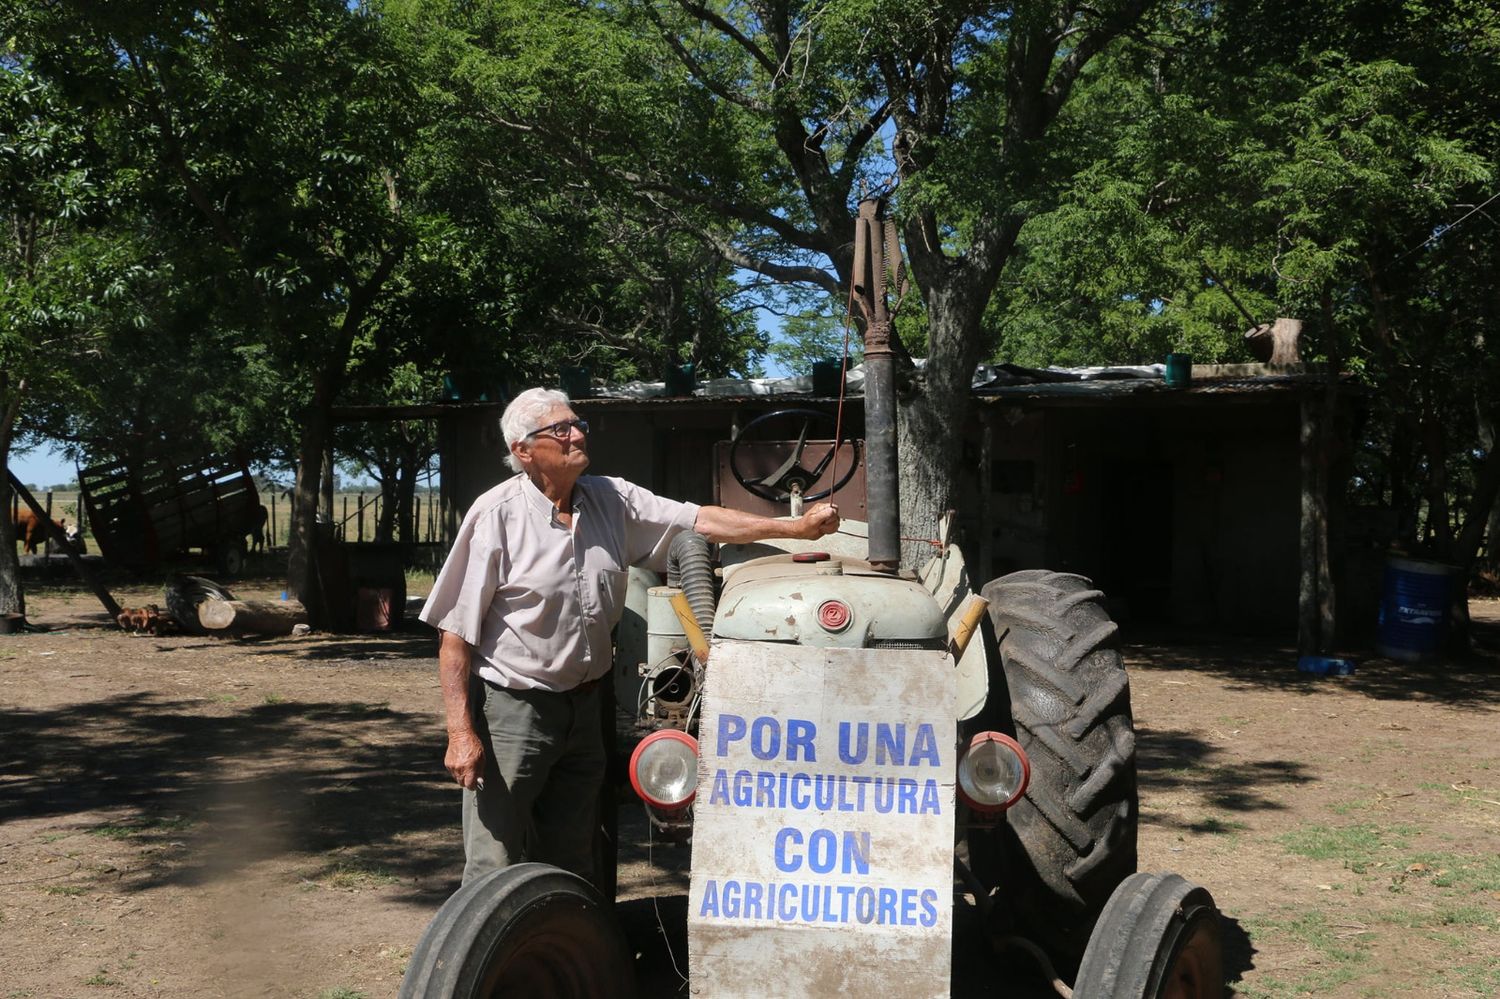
[993,0,1500,567]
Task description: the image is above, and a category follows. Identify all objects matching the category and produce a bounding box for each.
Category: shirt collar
[518,472,587,524]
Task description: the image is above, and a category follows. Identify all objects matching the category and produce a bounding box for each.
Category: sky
[9,442,76,489]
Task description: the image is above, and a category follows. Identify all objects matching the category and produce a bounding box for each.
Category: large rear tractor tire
[1073,872,1223,998]
[976,570,1138,970]
[399,863,635,999]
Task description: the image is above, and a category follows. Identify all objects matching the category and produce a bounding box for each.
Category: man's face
[515,404,590,480]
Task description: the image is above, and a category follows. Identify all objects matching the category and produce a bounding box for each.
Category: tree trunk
[396,444,420,545]
[1,472,23,620]
[894,292,986,568]
[1,373,26,618]
[283,248,405,601]
[1298,394,1329,655]
[198,597,308,635]
[287,405,330,604]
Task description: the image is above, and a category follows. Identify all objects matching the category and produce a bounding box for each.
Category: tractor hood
[712,553,947,648]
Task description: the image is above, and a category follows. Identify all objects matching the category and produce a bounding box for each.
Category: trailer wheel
[974,570,1138,970]
[215,537,247,576]
[1073,872,1222,998]
[399,863,634,999]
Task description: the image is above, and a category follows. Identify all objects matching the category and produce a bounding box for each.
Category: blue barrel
[1376,556,1454,661]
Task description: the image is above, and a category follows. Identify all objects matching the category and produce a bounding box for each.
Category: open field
[1,579,1497,998]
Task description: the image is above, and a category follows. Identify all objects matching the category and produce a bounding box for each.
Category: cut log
[1244,317,1303,365]
[198,599,309,636]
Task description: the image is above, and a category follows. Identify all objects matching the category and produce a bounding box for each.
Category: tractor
[400,201,1223,999]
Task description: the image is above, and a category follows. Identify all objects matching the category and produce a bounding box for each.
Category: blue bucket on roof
[1376,556,1454,662]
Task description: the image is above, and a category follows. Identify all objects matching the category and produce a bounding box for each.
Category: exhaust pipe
[851,198,901,571]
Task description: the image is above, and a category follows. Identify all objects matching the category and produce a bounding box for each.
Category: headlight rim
[628,728,700,812]
[957,730,1030,813]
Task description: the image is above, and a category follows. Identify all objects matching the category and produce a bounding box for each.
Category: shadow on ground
[0,692,453,900]
[1123,632,1500,710]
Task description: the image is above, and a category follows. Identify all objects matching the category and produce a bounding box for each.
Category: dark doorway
[1101,461,1175,624]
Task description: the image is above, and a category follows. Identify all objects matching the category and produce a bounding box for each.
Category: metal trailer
[78,452,261,575]
[401,201,1225,999]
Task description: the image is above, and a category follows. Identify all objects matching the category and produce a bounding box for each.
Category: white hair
[500,387,572,473]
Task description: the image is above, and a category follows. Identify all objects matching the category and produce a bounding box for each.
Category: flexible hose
[666,530,716,633]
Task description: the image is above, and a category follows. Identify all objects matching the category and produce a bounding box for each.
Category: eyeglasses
[526,418,589,440]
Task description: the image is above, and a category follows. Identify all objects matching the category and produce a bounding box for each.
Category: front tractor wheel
[1073,872,1223,998]
[974,569,1138,970]
[399,863,635,999]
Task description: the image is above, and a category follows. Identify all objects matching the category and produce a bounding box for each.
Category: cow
[248,504,270,553]
[9,508,82,555]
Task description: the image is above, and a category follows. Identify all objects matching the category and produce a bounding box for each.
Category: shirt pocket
[591,567,629,626]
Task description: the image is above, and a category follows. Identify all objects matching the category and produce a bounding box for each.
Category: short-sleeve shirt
[419,473,700,692]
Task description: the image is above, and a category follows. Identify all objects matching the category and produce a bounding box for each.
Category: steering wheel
[728,408,860,504]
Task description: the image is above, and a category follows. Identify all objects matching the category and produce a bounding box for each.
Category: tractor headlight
[629,730,699,814]
[957,731,1029,813]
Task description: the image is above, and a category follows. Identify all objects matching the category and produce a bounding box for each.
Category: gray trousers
[462,678,605,885]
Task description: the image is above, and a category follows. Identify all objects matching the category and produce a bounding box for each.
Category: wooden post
[357,492,365,543]
[414,496,421,545]
[1299,394,1333,655]
[270,492,277,550]
[978,409,994,583]
[6,472,120,618]
[43,491,53,555]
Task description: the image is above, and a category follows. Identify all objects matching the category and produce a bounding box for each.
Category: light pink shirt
[419,473,700,692]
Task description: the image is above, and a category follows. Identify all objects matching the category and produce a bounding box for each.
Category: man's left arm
[693,502,840,545]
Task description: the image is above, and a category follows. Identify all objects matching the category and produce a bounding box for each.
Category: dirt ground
[1,577,1497,999]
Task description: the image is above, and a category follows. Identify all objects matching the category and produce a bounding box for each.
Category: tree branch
[674,0,778,77]
[646,5,768,111]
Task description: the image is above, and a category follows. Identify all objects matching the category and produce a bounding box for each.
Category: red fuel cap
[818,599,852,631]
[792,552,830,562]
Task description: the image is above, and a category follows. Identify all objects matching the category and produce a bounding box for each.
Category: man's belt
[569,674,606,696]
[483,674,606,696]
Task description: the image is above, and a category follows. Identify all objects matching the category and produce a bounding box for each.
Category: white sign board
[688,642,957,998]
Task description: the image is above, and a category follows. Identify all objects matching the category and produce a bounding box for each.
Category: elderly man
[420,387,839,884]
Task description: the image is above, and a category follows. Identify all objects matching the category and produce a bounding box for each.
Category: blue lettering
[909,723,940,767]
[898,778,918,812]
[855,886,875,923]
[875,723,905,765]
[814,774,835,810]
[733,769,753,807]
[838,721,868,764]
[790,772,811,810]
[786,718,817,761]
[756,770,776,806]
[699,879,720,917]
[750,716,781,760]
[744,881,764,919]
[900,888,918,926]
[836,884,855,922]
[874,777,894,812]
[722,879,741,918]
[774,827,803,873]
[920,778,942,815]
[919,888,938,927]
[878,887,898,925]
[709,768,729,804]
[837,774,856,811]
[807,828,836,874]
[716,714,746,756]
[778,883,798,922]
[842,830,871,875]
